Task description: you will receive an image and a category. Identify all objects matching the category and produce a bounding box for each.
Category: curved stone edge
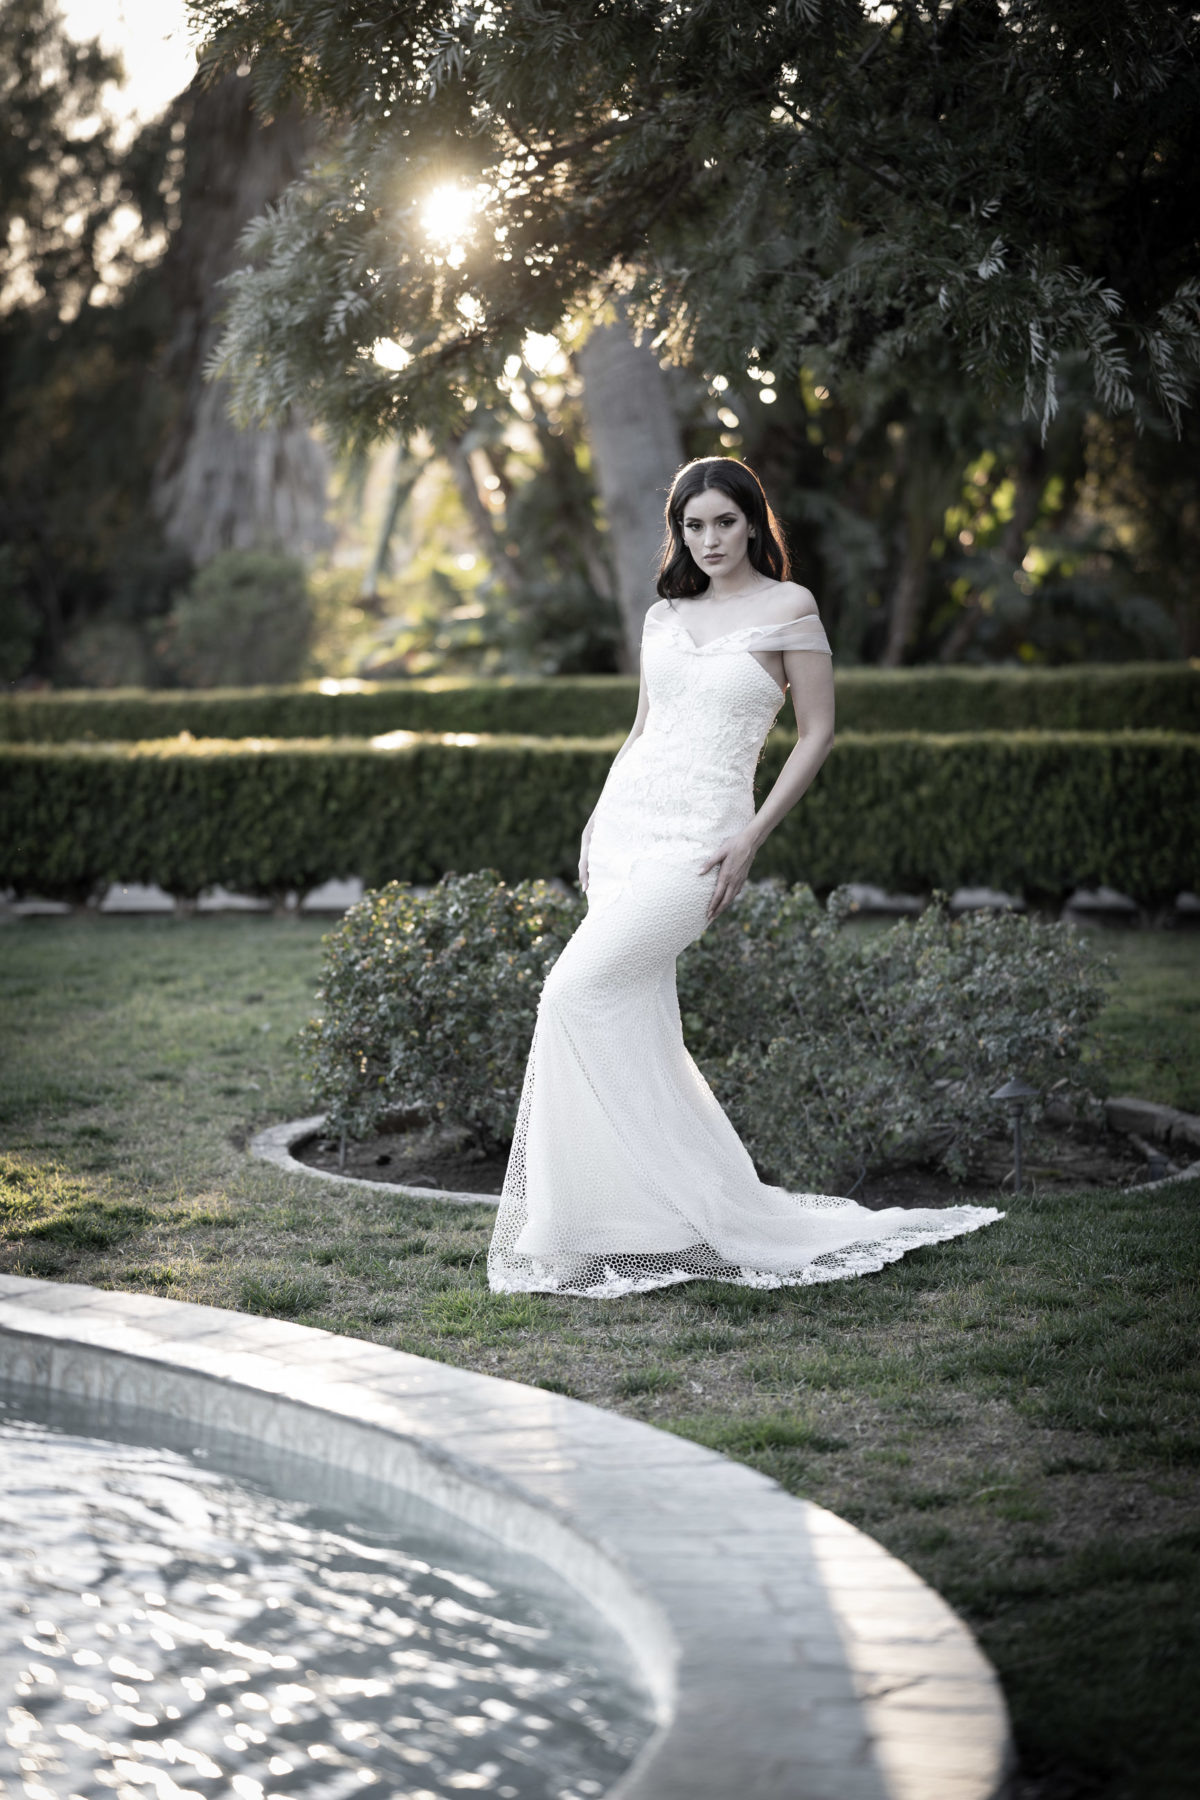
[250,1114,501,1207]
[256,1100,1200,1210]
[0,1273,1014,1800]
[1105,1096,1200,1191]
[1123,1160,1200,1193]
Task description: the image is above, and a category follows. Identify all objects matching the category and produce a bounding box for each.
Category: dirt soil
[297,1122,511,1194]
[294,1115,1156,1203]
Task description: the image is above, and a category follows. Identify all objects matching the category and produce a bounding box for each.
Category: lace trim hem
[489,1206,1005,1299]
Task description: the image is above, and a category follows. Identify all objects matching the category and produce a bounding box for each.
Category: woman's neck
[699,561,770,604]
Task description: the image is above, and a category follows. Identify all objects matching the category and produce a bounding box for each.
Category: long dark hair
[656,457,790,599]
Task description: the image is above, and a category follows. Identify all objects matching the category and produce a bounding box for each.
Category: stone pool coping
[0,1273,1011,1800]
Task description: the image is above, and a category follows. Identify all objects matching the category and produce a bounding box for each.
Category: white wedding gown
[487,601,1003,1298]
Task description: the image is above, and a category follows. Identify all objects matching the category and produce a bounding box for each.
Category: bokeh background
[4,0,1198,696]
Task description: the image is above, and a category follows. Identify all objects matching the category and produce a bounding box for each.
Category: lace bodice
[584,603,832,911]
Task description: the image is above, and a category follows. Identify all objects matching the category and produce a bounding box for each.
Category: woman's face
[679,486,753,582]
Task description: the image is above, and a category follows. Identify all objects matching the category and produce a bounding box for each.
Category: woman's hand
[699,830,758,921]
[578,820,594,893]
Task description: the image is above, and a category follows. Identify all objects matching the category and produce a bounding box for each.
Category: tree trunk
[577,317,683,669]
[881,417,961,667]
[151,73,330,565]
[882,519,931,667]
[360,439,427,604]
[444,431,531,591]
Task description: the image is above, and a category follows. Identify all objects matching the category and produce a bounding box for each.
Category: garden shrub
[1,730,1195,905]
[162,550,314,688]
[678,883,1111,1191]
[301,872,583,1150]
[2,660,1196,742]
[305,874,1111,1191]
[59,620,152,689]
[0,676,631,743]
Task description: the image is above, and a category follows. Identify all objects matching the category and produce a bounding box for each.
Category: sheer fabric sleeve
[721,614,832,656]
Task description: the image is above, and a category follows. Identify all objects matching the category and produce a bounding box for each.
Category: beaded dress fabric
[487,600,1003,1299]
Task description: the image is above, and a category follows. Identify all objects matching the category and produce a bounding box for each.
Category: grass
[1,913,1199,1799]
[1089,927,1200,1112]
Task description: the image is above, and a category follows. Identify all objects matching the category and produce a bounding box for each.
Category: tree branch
[528,110,658,170]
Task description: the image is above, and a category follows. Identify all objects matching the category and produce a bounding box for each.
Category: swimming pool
[0,1384,653,1800]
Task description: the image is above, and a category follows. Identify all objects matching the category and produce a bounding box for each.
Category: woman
[488,457,1001,1298]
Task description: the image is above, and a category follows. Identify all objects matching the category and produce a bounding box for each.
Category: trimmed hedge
[0,678,635,744]
[2,729,1195,904]
[2,659,1197,741]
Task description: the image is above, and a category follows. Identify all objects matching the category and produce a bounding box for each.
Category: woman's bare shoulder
[764,580,819,621]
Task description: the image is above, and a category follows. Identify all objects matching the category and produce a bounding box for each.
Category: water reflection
[0,1391,650,1800]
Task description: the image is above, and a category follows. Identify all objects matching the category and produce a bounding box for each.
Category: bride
[488,457,1002,1298]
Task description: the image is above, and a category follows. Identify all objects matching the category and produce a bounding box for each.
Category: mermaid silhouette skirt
[486,606,1002,1298]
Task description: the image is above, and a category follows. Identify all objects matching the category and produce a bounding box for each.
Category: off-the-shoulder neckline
[650,606,822,653]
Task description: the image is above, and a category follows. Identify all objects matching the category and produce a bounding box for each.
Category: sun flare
[421,183,478,247]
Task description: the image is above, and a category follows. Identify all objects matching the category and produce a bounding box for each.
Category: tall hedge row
[3,730,1195,904]
[3,659,1197,742]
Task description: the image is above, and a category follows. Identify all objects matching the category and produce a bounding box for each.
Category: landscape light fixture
[991,1076,1039,1194]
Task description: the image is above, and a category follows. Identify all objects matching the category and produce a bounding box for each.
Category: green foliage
[163,550,315,688]
[3,661,1195,740]
[678,884,1110,1190]
[59,620,153,690]
[0,0,186,681]
[710,361,1198,666]
[304,874,1110,1191]
[199,0,1200,446]
[753,729,1199,906]
[826,664,1200,732]
[0,548,38,684]
[2,729,1196,905]
[300,871,579,1148]
[0,0,130,315]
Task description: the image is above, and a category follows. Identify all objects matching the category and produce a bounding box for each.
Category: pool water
[0,1385,653,1800]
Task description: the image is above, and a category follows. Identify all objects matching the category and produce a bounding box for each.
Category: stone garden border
[251,1114,500,1205]
[0,1273,1012,1800]
[252,1097,1200,1206]
[1104,1097,1200,1190]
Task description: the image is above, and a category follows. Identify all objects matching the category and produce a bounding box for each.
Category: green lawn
[1089,927,1200,1112]
[1,914,1198,1800]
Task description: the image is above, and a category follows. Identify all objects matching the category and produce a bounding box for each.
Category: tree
[0,1,339,685]
[577,317,683,660]
[0,0,179,679]
[199,0,1200,455]
[150,70,331,563]
[0,0,131,322]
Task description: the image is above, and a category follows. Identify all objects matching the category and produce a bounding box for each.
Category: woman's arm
[699,648,835,921]
[605,640,653,774]
[579,614,654,890]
